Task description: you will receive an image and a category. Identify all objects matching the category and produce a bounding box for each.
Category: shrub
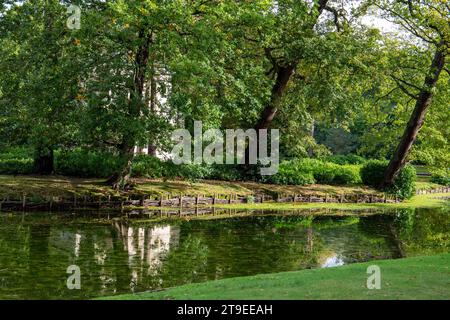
[331,165,362,185]
[263,158,362,186]
[360,160,386,187]
[0,147,33,160]
[264,159,316,185]
[311,162,361,185]
[131,155,165,179]
[0,147,34,174]
[176,163,214,181]
[393,165,416,199]
[209,165,243,181]
[430,169,450,186]
[269,166,316,185]
[55,150,122,178]
[131,156,215,181]
[361,160,416,199]
[327,154,366,165]
[0,158,34,174]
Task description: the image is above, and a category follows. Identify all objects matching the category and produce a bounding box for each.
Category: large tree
[0,0,83,173]
[372,0,449,186]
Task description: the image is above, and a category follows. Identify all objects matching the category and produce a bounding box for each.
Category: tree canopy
[0,0,448,187]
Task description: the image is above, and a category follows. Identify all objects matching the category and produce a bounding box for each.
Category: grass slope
[0,175,449,210]
[101,254,450,300]
[0,175,381,198]
[0,175,447,210]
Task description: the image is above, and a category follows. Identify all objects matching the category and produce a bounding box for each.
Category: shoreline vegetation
[0,175,448,213]
[99,253,450,300]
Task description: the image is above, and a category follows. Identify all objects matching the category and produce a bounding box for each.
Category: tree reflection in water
[0,207,448,299]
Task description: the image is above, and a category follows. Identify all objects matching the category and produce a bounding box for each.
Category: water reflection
[320,254,345,268]
[0,207,448,299]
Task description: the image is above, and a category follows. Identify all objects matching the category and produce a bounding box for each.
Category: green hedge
[326,154,367,165]
[55,150,123,178]
[0,158,34,174]
[430,169,450,186]
[0,147,34,174]
[131,155,215,181]
[264,159,362,186]
[361,160,416,199]
[267,162,316,185]
[6,149,416,192]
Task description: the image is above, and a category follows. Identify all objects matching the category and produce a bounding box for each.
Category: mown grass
[99,253,450,300]
[212,193,450,211]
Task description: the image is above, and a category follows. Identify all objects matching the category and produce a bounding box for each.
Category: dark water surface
[0,207,448,299]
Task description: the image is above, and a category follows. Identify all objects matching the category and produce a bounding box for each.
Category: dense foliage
[0,0,448,191]
[361,160,416,199]
[266,159,361,186]
[430,169,450,186]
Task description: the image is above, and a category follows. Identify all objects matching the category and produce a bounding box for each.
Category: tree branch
[391,75,422,92]
[324,6,345,32]
[390,76,419,100]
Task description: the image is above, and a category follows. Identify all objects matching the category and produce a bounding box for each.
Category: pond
[0,207,448,299]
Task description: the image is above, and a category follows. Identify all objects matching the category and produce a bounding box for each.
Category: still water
[0,207,448,299]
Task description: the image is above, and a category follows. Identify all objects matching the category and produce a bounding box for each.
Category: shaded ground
[0,175,382,199]
[0,175,447,211]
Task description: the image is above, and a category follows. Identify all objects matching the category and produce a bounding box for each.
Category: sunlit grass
[99,253,450,300]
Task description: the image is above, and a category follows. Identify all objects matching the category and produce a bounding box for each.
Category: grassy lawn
[0,175,381,199]
[100,253,450,300]
[0,175,116,198]
[414,165,432,182]
[212,192,450,210]
[0,175,447,210]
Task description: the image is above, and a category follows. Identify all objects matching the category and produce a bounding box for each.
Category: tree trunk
[254,0,329,130]
[107,145,135,189]
[241,1,329,171]
[256,65,295,129]
[108,30,151,189]
[308,117,315,157]
[148,60,157,156]
[381,44,446,187]
[34,148,54,175]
